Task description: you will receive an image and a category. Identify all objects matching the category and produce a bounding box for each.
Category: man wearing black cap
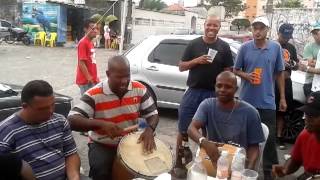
[272,91,320,179]
[275,23,299,150]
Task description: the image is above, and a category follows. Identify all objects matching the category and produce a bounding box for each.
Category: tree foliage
[205,0,246,17]
[139,0,167,11]
[275,0,303,8]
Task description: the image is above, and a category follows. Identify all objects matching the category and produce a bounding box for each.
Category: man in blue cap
[275,23,299,150]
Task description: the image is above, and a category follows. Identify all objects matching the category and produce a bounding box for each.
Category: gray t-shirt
[193,98,265,148]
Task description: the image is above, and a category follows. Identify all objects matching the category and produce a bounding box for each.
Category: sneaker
[277,137,286,150]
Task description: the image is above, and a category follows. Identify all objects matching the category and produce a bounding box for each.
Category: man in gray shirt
[188,71,265,169]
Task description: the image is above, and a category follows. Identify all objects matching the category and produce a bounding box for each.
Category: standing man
[76,19,99,95]
[68,56,159,180]
[234,16,286,179]
[301,23,320,97]
[173,15,234,177]
[275,23,299,149]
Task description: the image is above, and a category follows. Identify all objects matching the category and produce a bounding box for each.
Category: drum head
[118,133,173,177]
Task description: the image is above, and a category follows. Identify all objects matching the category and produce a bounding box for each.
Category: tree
[275,0,303,8]
[139,0,167,11]
[206,0,246,17]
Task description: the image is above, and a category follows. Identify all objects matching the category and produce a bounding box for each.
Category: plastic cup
[207,48,217,62]
[241,169,258,180]
[252,68,262,85]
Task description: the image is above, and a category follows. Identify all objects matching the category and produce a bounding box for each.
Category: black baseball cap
[297,91,320,117]
[279,23,294,39]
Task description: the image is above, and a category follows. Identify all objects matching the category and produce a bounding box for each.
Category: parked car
[0,20,22,38]
[0,83,73,121]
[125,34,307,141]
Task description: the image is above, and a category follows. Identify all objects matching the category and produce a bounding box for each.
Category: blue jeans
[178,88,215,133]
[79,83,94,95]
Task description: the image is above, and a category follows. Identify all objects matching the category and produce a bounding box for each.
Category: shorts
[104,33,110,40]
[275,78,293,113]
[178,88,215,133]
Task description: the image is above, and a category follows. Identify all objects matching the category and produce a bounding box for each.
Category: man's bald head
[205,15,221,24]
[107,55,130,72]
[106,56,131,97]
[216,71,237,87]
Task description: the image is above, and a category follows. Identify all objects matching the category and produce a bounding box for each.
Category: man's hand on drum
[202,140,220,164]
[138,127,156,154]
[97,121,123,139]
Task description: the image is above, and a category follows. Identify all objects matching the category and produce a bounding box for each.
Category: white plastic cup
[241,169,258,180]
[207,48,217,62]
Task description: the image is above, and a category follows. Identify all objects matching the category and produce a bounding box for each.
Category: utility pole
[119,0,128,54]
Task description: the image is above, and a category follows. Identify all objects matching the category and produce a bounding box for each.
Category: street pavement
[0,44,301,179]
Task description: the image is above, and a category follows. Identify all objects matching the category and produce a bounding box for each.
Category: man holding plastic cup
[234,16,286,180]
[173,15,234,178]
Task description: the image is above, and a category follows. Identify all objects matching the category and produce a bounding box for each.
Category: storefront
[21,1,89,44]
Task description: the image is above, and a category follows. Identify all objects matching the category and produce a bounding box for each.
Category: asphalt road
[0,43,301,179]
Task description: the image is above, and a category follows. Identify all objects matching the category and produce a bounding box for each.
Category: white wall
[131,8,205,44]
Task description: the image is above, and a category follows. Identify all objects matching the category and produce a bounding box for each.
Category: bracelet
[306,66,310,73]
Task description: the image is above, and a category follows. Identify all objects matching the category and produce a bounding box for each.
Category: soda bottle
[216,151,229,180]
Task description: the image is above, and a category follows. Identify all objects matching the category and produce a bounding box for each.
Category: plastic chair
[256,123,269,171]
[45,32,57,47]
[34,31,46,46]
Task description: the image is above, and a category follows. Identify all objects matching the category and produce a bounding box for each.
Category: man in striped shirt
[68,56,159,180]
[0,80,81,180]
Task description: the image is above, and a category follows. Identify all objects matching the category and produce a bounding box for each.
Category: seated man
[0,153,35,180]
[68,55,159,180]
[188,71,265,169]
[0,80,80,180]
[272,91,320,179]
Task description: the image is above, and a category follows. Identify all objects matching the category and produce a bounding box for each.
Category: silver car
[125,34,307,141]
[125,35,240,109]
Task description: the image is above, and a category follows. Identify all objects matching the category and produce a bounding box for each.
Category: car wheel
[282,109,304,143]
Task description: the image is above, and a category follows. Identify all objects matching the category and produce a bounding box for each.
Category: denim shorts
[79,83,94,95]
[178,88,215,133]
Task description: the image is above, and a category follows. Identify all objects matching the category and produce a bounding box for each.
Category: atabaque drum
[112,132,174,180]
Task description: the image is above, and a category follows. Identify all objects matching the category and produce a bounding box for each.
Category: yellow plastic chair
[34,32,46,46]
[45,33,57,47]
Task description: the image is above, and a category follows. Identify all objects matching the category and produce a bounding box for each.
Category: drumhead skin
[118,132,174,177]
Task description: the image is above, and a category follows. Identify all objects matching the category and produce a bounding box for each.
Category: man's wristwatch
[198,137,206,146]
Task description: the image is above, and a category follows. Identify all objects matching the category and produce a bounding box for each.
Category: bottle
[172,145,188,178]
[182,133,193,165]
[216,151,229,180]
[187,156,207,180]
[231,152,245,180]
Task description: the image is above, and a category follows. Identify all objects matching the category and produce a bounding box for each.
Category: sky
[133,0,198,7]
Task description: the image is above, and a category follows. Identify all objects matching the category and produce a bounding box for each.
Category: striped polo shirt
[0,113,77,180]
[68,80,158,146]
